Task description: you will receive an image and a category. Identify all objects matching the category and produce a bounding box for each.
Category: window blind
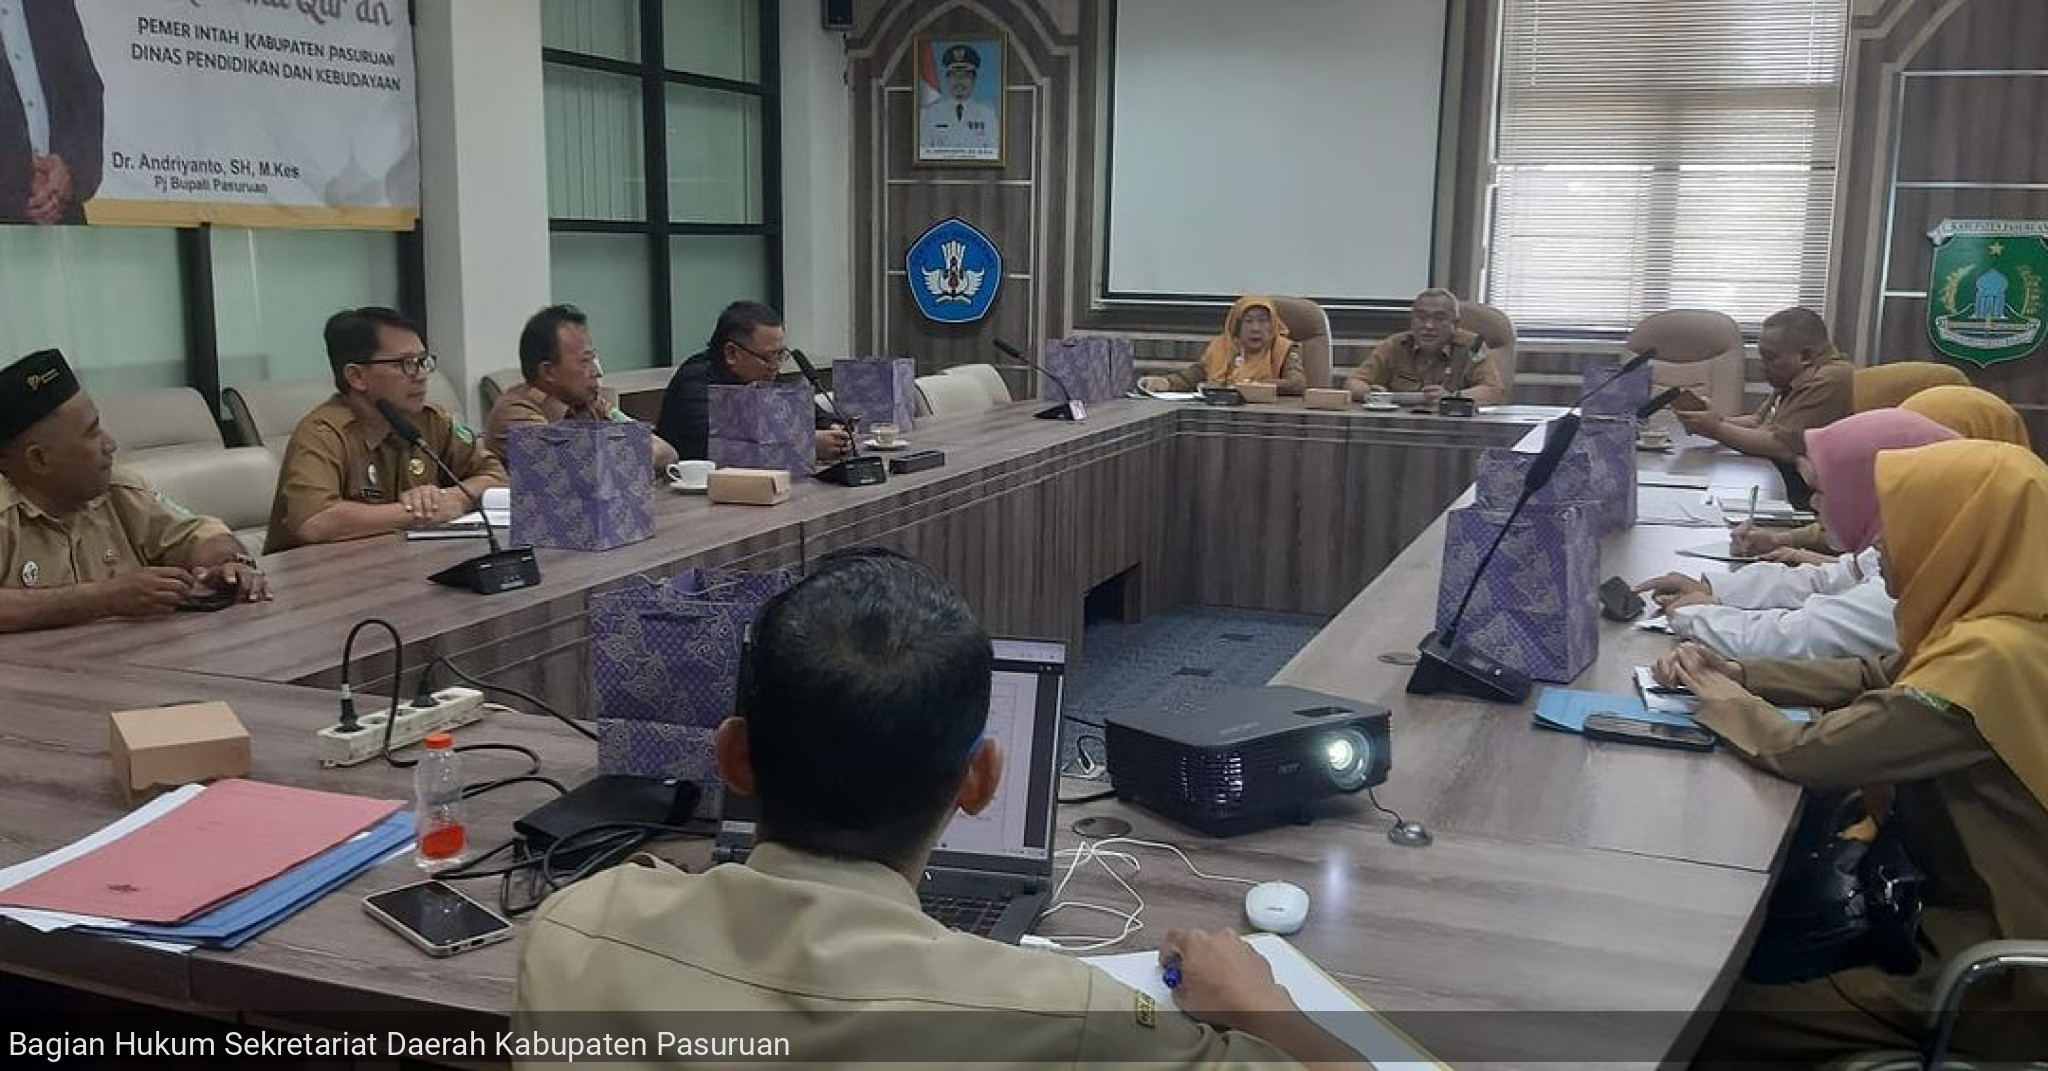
[1484,0,1847,335]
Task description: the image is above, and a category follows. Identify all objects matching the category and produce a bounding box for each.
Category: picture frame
[913,35,1005,167]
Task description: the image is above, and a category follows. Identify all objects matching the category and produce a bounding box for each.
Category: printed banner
[2,0,417,229]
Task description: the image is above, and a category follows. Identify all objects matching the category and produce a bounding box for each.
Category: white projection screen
[1105,0,1448,302]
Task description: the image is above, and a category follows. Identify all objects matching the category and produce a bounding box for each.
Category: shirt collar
[509,381,575,421]
[745,842,922,912]
[335,394,409,452]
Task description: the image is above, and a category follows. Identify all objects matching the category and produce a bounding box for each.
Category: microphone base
[815,455,889,487]
[1405,630,1532,704]
[430,546,542,596]
[1436,396,1477,418]
[1034,402,1084,421]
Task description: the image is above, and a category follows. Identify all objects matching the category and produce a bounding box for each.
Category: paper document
[1635,666,1700,715]
[1676,541,1762,565]
[1133,388,1201,402]
[0,780,400,923]
[1636,615,1674,634]
[1639,473,1712,490]
[1637,487,1728,528]
[1477,404,1571,420]
[407,486,511,539]
[1084,934,1444,1067]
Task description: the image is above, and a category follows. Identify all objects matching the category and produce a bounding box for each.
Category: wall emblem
[1927,219,2048,366]
[907,217,1002,324]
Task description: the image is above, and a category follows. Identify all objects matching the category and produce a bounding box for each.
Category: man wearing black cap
[0,349,267,633]
[919,42,998,157]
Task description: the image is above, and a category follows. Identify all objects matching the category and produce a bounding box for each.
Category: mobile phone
[1671,389,1710,413]
[363,880,513,957]
[1598,576,1644,621]
[1583,712,1716,752]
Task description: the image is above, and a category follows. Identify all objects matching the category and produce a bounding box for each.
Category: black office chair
[1836,940,2048,1070]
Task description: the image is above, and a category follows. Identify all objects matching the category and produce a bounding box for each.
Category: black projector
[1104,686,1392,834]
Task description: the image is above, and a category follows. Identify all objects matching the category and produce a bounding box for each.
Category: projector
[1104,686,1392,834]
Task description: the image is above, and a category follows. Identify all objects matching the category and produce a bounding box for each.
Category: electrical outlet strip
[315,687,488,767]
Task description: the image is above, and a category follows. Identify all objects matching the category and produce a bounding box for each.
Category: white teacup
[667,459,717,488]
[1638,428,1671,448]
[872,423,901,447]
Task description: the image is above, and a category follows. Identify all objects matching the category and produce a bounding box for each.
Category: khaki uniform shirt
[514,844,1299,1069]
[264,396,505,554]
[0,468,231,590]
[1755,355,1855,456]
[483,382,675,473]
[1352,329,1505,397]
[1697,655,2048,1058]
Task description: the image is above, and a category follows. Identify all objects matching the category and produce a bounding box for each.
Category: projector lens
[1323,728,1370,792]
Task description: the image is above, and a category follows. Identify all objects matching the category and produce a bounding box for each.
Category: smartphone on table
[363,880,513,957]
[1583,712,1716,752]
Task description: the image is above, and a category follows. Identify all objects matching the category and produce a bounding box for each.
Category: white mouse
[1243,881,1310,935]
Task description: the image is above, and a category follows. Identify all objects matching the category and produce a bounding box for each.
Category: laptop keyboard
[920,892,1009,937]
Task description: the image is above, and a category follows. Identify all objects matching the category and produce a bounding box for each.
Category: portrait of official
[915,37,1002,166]
[0,0,104,225]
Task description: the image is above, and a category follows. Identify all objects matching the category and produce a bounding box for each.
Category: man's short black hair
[742,547,993,868]
[324,306,423,393]
[518,304,589,384]
[1761,306,1832,356]
[706,300,783,360]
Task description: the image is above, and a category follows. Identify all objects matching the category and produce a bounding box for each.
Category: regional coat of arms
[1927,219,2048,366]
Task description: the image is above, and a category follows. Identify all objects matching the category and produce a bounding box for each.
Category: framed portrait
[914,35,1005,167]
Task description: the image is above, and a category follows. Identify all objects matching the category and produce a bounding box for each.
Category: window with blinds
[1483,0,1847,336]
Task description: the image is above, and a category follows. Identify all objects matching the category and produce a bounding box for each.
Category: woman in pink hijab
[1803,409,1959,552]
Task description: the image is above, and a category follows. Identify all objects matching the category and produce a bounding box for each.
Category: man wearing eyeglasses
[1346,289,1507,406]
[655,300,853,466]
[264,307,507,554]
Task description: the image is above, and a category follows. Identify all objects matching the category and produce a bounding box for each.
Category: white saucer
[669,481,710,494]
[863,439,910,451]
[1635,442,1674,453]
[1362,401,1400,412]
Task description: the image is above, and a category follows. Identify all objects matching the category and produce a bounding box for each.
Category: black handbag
[1743,790,1928,985]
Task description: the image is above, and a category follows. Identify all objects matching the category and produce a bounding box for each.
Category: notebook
[714,638,1068,944]
[1084,934,1445,1067]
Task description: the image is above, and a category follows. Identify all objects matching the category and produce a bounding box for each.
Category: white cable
[1032,835,1264,952]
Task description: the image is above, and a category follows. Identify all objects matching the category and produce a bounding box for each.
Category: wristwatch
[228,552,260,570]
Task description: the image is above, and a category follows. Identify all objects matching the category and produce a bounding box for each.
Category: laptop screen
[717,638,1067,874]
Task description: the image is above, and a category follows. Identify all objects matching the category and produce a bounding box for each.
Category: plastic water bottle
[414,733,468,872]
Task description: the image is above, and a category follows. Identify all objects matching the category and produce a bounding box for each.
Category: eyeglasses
[357,353,438,377]
[731,341,789,366]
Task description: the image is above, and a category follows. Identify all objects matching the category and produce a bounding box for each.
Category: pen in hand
[1161,952,1182,990]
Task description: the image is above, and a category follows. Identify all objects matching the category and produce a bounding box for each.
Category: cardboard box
[110,702,251,804]
[707,468,791,506]
[1304,388,1352,410]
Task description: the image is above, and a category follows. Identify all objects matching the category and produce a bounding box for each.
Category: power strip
[315,687,488,767]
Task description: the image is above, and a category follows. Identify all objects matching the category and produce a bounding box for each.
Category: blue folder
[1534,687,1811,734]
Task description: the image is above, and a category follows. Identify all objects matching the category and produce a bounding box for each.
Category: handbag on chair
[1743,791,1927,985]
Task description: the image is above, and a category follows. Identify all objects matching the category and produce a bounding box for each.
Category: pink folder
[0,780,402,924]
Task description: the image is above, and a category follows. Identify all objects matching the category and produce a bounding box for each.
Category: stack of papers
[1132,387,1201,402]
[407,486,511,540]
[1637,486,1729,527]
[1084,934,1443,1066]
[0,780,406,951]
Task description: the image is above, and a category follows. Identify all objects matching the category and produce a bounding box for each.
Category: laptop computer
[714,638,1067,944]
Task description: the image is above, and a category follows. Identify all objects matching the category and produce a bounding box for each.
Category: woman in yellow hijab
[1902,383,2032,448]
[1663,439,2048,1063]
[1139,296,1306,395]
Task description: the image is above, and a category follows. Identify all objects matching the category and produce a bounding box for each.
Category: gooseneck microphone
[377,399,540,595]
[992,339,1085,421]
[1406,347,1655,702]
[787,349,888,487]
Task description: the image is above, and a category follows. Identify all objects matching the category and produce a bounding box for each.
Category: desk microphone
[1406,350,1651,701]
[993,339,1086,421]
[788,349,888,487]
[376,399,540,595]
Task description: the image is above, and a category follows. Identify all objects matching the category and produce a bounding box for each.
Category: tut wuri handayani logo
[1927,218,2048,366]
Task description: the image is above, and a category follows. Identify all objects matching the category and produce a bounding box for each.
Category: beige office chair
[914,374,996,418]
[1269,297,1332,390]
[943,363,1015,406]
[480,367,525,414]
[94,386,279,553]
[225,374,466,458]
[1852,361,1969,413]
[1626,309,1747,418]
[1458,301,1518,401]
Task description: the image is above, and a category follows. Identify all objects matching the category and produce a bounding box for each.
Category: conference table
[0,396,1802,1067]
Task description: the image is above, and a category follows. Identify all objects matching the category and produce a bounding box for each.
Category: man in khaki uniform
[516,549,1356,1069]
[484,304,677,473]
[0,349,265,633]
[1677,306,1854,463]
[265,307,506,554]
[1347,288,1508,405]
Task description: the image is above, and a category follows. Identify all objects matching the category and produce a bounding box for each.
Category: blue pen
[1161,953,1182,990]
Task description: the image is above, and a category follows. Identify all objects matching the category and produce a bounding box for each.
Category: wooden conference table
[0,398,1800,1067]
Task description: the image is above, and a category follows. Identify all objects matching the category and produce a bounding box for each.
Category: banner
[1,0,417,230]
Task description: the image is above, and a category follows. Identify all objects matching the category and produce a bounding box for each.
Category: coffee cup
[872,423,901,447]
[667,459,717,488]
[1638,428,1671,448]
